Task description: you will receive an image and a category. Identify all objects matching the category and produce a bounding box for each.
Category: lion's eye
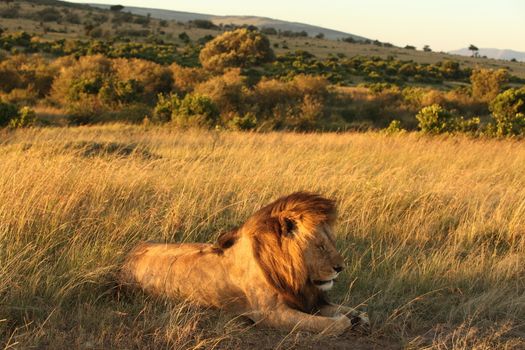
[318,245,326,252]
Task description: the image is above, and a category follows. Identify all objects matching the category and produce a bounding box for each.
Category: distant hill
[88,4,368,41]
[449,48,525,62]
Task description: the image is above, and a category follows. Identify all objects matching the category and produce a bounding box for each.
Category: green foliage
[152,93,175,123]
[268,53,470,85]
[190,19,218,30]
[153,93,219,128]
[489,88,525,136]
[8,106,36,128]
[0,100,18,126]
[110,5,124,11]
[178,32,190,44]
[226,112,257,131]
[35,7,63,22]
[383,120,406,134]
[199,29,275,72]
[456,116,481,134]
[416,104,459,134]
[414,103,481,135]
[172,93,219,128]
[0,102,36,128]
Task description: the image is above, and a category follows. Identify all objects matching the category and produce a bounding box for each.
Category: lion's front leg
[253,306,352,336]
[318,303,370,333]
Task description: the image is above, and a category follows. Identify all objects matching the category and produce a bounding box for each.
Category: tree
[178,32,190,44]
[470,68,509,102]
[190,19,217,30]
[489,87,525,136]
[468,44,479,57]
[315,33,325,39]
[199,29,275,72]
[110,5,124,12]
[423,45,432,52]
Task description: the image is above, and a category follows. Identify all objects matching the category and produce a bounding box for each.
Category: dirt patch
[213,328,398,350]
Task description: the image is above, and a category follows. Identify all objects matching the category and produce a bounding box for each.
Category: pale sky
[69,0,525,52]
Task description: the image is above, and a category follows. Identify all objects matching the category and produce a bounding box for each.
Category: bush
[471,68,508,102]
[35,7,63,22]
[489,88,525,136]
[152,93,174,123]
[190,19,217,30]
[383,120,406,134]
[226,112,257,130]
[172,93,219,128]
[0,54,57,97]
[199,29,275,72]
[194,69,246,116]
[52,55,172,109]
[51,55,113,105]
[248,75,330,130]
[112,58,173,102]
[0,100,18,126]
[0,63,22,92]
[416,104,459,134]
[8,106,36,128]
[169,64,209,94]
[153,93,219,128]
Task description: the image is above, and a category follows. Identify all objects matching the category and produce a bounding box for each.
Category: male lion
[120,192,369,335]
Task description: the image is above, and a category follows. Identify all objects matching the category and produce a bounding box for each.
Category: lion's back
[120,242,247,309]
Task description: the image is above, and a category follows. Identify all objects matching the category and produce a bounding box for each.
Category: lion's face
[303,224,344,291]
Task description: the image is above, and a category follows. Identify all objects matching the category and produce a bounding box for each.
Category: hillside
[1,0,525,134]
[1,0,524,80]
[450,47,525,62]
[88,4,368,41]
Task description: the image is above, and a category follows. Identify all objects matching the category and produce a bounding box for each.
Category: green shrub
[383,120,406,134]
[8,106,36,128]
[190,19,217,30]
[153,93,220,128]
[456,116,481,134]
[226,112,257,131]
[0,100,18,126]
[172,93,219,128]
[416,104,458,134]
[152,93,175,123]
[489,88,525,136]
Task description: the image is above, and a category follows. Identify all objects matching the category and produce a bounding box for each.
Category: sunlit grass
[1,125,524,349]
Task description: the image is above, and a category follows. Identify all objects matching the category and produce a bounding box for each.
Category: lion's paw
[324,314,352,336]
[348,311,370,334]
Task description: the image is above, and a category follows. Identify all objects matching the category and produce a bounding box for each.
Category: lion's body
[120,192,369,335]
[121,242,248,310]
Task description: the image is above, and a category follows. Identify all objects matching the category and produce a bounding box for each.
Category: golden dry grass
[1,125,524,349]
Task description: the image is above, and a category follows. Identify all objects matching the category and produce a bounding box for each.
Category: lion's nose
[333,266,344,273]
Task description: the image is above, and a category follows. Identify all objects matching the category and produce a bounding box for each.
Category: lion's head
[235,192,345,312]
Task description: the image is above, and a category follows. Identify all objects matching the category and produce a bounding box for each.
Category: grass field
[1,125,524,349]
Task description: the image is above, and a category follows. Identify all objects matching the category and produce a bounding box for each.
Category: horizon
[67,0,525,52]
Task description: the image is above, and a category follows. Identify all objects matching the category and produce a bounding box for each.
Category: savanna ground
[1,125,525,349]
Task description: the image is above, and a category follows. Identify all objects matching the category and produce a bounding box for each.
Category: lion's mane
[216,192,337,312]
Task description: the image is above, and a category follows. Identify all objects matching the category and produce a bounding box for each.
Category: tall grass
[1,125,524,349]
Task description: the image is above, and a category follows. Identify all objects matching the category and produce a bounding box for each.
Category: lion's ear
[280,217,296,237]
